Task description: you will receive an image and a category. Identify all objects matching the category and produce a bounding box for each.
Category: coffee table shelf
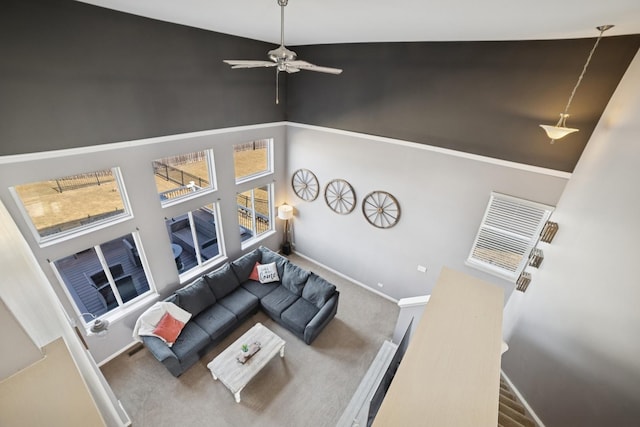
[207,322,285,403]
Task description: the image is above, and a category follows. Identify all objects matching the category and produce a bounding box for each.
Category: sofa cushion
[258,246,287,279]
[217,287,260,320]
[205,263,240,300]
[242,279,279,299]
[281,298,320,336]
[230,249,262,282]
[168,321,211,362]
[175,277,216,316]
[193,304,238,341]
[302,273,337,308]
[260,286,299,319]
[281,262,310,296]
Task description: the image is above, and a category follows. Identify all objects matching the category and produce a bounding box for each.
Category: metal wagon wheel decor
[291,168,319,201]
[324,179,356,214]
[362,191,401,229]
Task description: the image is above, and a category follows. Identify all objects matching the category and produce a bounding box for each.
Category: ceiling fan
[223,0,343,104]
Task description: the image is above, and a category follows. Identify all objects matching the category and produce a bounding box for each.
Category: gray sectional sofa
[141,246,339,377]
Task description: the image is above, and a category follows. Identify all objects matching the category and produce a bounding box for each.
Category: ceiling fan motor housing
[268,45,297,62]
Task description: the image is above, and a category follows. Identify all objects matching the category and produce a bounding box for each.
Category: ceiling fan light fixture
[539,25,613,144]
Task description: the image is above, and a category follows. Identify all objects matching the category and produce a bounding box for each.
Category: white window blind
[467,192,553,281]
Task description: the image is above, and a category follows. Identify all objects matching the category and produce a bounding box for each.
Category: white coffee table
[207,322,285,403]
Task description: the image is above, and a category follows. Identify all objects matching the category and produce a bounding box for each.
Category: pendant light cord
[561,27,609,117]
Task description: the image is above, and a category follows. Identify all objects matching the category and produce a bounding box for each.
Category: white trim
[2,121,572,180]
[397,295,430,308]
[0,122,288,164]
[500,369,546,427]
[1,121,572,180]
[293,250,399,303]
[286,122,572,179]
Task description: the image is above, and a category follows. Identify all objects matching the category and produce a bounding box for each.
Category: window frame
[50,231,156,331]
[166,203,226,282]
[466,192,553,282]
[10,167,133,247]
[233,139,274,185]
[155,149,217,208]
[239,183,275,250]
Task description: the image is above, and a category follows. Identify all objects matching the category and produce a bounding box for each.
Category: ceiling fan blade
[223,60,276,69]
[288,60,343,75]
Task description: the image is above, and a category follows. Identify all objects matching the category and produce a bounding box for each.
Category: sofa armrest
[304,291,339,345]
[141,335,182,377]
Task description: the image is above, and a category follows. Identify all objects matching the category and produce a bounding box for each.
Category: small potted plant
[241,344,249,354]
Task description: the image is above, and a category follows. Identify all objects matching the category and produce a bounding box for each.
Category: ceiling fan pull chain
[276,68,280,104]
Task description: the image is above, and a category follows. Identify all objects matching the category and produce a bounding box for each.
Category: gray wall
[286,125,568,302]
[0,0,285,155]
[288,38,640,172]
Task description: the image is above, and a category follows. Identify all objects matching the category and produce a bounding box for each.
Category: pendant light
[540,25,613,144]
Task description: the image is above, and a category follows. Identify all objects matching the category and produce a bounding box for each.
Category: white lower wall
[502,49,640,426]
[285,124,569,301]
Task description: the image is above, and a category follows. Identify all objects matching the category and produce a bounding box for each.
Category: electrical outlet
[377,282,384,288]
[417,265,427,273]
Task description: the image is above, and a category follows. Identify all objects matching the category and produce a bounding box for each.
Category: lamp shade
[278,204,294,220]
[539,124,579,141]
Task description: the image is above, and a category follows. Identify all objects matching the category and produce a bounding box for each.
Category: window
[13,168,130,243]
[467,192,553,281]
[52,233,152,322]
[166,204,223,275]
[153,150,215,205]
[237,185,272,244]
[233,139,272,183]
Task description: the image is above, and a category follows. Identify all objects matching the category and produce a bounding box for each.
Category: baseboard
[292,250,398,304]
[500,369,546,427]
[97,340,141,367]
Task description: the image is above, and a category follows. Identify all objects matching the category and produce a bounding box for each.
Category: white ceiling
[77,0,640,46]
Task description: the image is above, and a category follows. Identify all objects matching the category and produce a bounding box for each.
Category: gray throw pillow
[175,277,216,316]
[281,262,310,296]
[302,273,336,308]
[205,263,240,299]
[230,249,261,282]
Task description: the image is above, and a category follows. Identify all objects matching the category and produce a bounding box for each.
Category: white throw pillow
[257,262,280,283]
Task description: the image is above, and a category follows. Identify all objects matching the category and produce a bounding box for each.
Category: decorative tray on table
[236,342,261,364]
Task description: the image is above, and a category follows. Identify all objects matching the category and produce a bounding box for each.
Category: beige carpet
[101,253,399,427]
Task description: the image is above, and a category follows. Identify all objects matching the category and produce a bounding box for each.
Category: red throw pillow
[249,262,261,281]
[152,312,186,345]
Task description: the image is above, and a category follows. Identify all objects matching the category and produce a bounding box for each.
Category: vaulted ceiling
[77,0,640,45]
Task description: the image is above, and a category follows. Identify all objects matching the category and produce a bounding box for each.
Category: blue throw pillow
[205,263,240,299]
[175,277,216,316]
[230,249,262,282]
[302,273,336,308]
[281,262,310,296]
